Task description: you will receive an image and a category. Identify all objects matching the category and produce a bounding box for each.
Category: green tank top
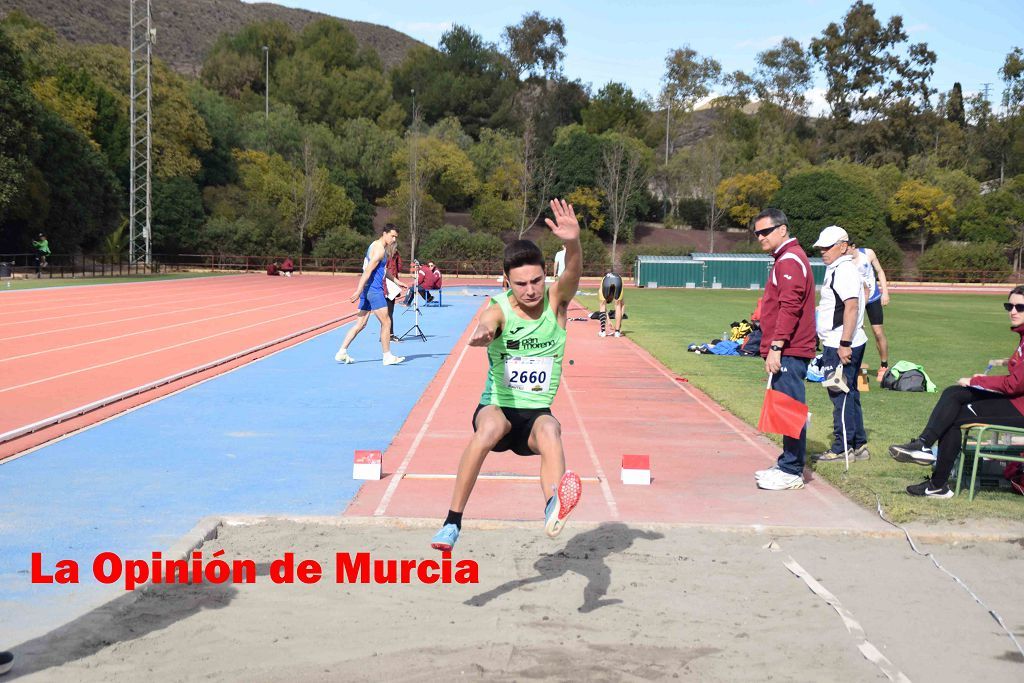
[480,289,566,409]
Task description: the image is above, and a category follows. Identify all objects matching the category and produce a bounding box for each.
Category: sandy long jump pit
[11,518,1024,681]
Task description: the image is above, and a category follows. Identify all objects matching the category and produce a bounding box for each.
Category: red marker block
[353,450,383,480]
[620,454,651,486]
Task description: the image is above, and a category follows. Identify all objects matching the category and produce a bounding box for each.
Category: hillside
[0,0,427,74]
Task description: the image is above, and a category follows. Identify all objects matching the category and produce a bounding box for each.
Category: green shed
[635,253,827,288]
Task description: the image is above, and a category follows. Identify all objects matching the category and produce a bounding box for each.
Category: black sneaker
[889,439,935,465]
[906,478,954,498]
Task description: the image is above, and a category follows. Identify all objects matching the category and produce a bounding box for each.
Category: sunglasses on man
[1004,302,1024,312]
[753,223,785,237]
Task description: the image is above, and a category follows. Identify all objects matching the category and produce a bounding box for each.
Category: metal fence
[3,251,1023,286]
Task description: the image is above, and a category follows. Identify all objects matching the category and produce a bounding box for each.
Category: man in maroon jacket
[752,208,817,491]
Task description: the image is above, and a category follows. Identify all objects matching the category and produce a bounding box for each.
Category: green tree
[420,224,504,264]
[773,170,901,271]
[336,117,401,199]
[566,186,605,233]
[391,25,518,138]
[917,241,1010,281]
[947,82,966,127]
[0,25,36,221]
[890,179,956,253]
[716,171,782,227]
[581,82,650,137]
[503,11,566,79]
[752,38,813,116]
[471,193,518,234]
[809,1,936,162]
[393,133,480,209]
[378,182,444,237]
[152,176,205,254]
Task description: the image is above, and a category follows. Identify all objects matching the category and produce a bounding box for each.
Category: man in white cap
[812,225,869,464]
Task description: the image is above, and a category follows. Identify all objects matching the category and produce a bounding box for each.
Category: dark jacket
[759,238,816,359]
[969,323,1024,416]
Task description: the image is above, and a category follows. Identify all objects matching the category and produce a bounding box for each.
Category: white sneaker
[754,465,780,481]
[614,331,621,338]
[334,348,354,364]
[756,468,804,490]
[383,353,405,366]
[598,331,606,338]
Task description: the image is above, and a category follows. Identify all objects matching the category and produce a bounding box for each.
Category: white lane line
[0,290,341,363]
[561,375,619,519]
[374,343,472,517]
[0,301,343,395]
[783,555,910,682]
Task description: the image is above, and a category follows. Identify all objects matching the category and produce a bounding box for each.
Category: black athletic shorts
[866,299,884,326]
[473,404,556,456]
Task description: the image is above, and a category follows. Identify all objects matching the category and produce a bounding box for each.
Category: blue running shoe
[544,470,582,538]
[431,523,460,551]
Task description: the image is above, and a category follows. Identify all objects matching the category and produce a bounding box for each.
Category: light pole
[262,45,269,120]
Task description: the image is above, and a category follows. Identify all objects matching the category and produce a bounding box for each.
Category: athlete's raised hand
[544,198,580,243]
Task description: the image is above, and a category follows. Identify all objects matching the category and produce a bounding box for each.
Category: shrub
[916,241,1010,282]
[419,224,504,264]
[675,197,708,229]
[537,229,610,274]
[310,228,369,261]
[772,170,902,275]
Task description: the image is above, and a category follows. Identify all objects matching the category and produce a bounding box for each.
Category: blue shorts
[359,286,388,312]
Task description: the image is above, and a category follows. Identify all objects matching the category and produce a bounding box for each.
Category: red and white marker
[620,454,651,485]
[353,450,383,480]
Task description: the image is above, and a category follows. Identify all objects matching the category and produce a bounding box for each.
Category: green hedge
[916,241,1011,282]
[773,170,903,276]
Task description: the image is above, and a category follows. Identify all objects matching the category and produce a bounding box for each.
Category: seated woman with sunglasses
[888,286,1024,498]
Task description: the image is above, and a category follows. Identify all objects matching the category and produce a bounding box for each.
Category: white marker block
[620,454,651,485]
[648,282,658,289]
[353,450,382,480]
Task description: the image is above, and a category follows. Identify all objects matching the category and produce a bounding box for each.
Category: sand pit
[10,519,1024,681]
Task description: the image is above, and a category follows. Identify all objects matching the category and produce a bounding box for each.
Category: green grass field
[1,272,230,290]
[580,286,1022,523]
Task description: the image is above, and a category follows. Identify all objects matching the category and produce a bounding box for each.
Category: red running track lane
[0,275,363,460]
[345,299,888,531]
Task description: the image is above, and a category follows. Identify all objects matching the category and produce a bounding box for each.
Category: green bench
[955,423,1024,500]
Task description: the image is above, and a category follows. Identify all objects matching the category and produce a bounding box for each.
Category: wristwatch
[770,344,784,352]
[839,340,853,348]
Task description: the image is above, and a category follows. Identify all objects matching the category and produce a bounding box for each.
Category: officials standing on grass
[812,226,869,465]
[751,209,817,491]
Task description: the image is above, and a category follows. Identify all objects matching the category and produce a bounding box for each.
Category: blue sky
[254,0,1023,112]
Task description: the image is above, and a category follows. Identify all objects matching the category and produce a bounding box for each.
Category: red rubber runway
[0,275,361,459]
[346,300,887,531]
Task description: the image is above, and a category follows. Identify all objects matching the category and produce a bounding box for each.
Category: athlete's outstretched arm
[545,198,581,311]
[468,303,504,347]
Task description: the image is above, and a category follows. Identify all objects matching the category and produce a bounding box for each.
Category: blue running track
[0,289,496,647]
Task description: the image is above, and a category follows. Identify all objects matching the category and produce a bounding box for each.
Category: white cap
[813,225,850,248]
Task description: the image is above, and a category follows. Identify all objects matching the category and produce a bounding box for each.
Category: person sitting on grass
[889,285,1024,498]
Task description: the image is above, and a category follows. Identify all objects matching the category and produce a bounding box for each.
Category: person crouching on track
[430,199,583,552]
[598,272,625,337]
[889,286,1024,498]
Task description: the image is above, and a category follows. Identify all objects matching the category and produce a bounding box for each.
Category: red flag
[758,388,808,439]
